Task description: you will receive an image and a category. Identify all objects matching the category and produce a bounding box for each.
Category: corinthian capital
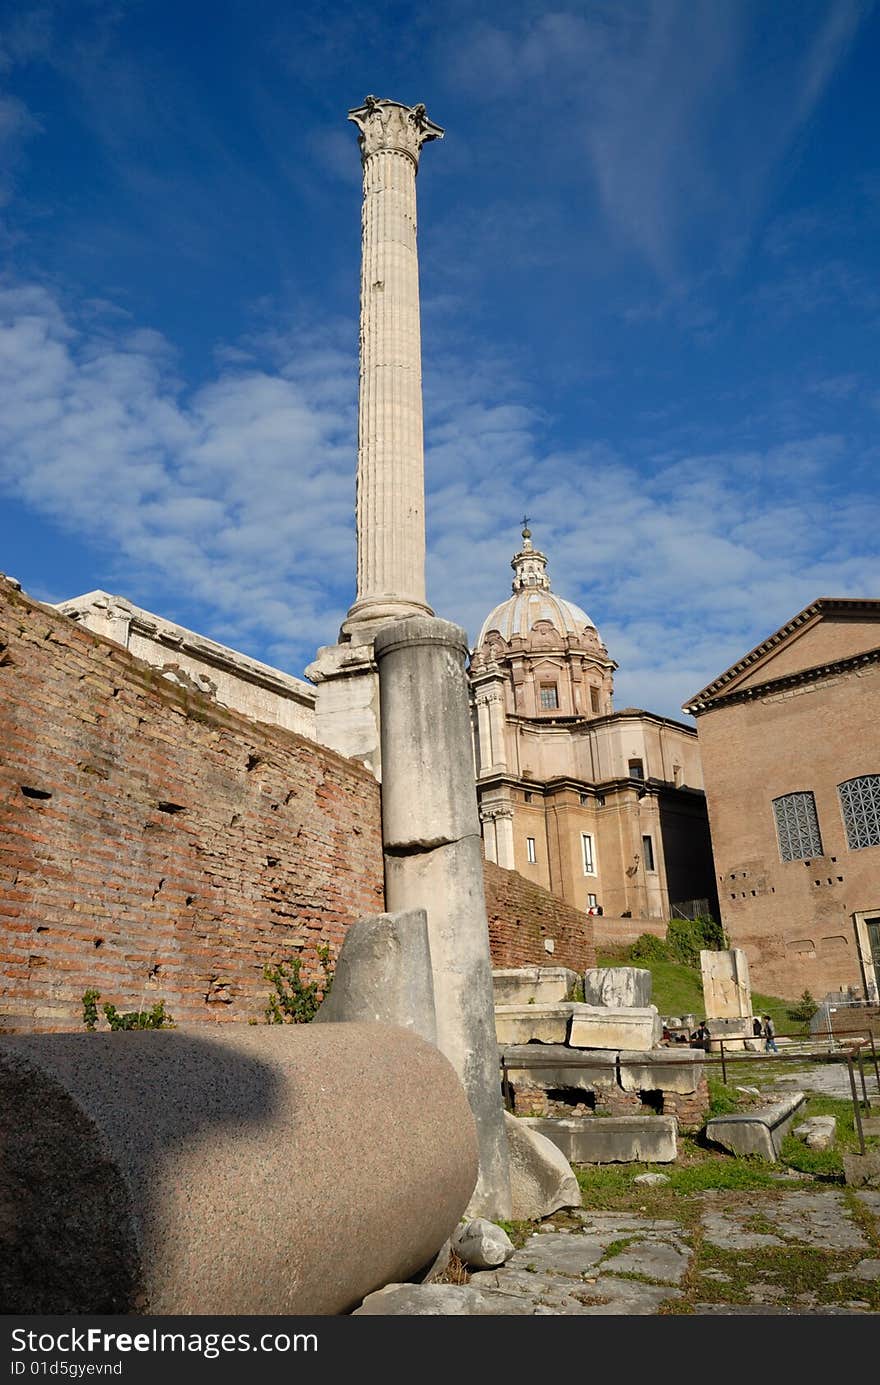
[348,95,444,168]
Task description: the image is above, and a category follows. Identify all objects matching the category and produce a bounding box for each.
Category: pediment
[684,599,880,711]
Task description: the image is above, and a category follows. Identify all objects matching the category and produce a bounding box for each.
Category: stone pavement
[355,1188,880,1315]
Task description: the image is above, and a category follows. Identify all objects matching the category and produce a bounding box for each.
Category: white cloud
[0,271,876,719]
[0,279,358,656]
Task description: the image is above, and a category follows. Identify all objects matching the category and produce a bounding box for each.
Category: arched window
[838,775,880,850]
[772,791,822,862]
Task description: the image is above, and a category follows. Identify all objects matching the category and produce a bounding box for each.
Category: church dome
[476,528,601,648]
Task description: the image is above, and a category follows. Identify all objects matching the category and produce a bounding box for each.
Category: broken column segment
[0,1024,477,1314]
[314,908,437,1043]
[375,616,511,1220]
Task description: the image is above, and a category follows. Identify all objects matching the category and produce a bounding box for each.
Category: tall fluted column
[342,96,443,633]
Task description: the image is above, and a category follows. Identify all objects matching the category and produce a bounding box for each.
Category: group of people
[659,1014,779,1053]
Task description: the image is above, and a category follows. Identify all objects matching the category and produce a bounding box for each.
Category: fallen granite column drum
[344,96,443,631]
[0,1024,478,1315]
[375,617,512,1220]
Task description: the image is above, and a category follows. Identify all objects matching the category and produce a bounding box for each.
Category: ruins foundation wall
[0,580,384,1031]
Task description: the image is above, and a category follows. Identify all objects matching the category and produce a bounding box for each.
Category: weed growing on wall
[264,943,334,1023]
[82,989,174,1030]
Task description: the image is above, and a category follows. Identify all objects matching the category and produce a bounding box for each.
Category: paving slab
[504,1231,606,1275]
[700,1189,869,1252]
[693,1304,868,1315]
[355,1184,880,1314]
[575,1210,681,1235]
[604,1241,690,1284]
[701,1208,785,1250]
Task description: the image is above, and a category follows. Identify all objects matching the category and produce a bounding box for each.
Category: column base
[341,595,434,639]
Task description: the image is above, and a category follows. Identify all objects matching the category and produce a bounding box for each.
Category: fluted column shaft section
[343,97,442,632]
[356,148,426,609]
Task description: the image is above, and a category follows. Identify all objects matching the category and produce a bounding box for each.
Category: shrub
[82,988,100,1031]
[786,990,818,1026]
[102,1000,173,1030]
[264,943,334,1024]
[629,933,670,963]
[665,916,727,968]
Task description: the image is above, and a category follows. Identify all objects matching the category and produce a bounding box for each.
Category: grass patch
[573,1140,791,1208]
[696,1240,880,1310]
[495,1219,535,1249]
[707,1076,741,1117]
[778,1093,877,1178]
[599,1236,636,1261]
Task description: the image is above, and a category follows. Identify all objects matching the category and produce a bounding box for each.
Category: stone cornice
[348,96,443,168]
[56,591,316,708]
[476,769,703,799]
[683,642,880,716]
[505,708,698,737]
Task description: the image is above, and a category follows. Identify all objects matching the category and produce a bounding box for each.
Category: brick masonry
[0,580,385,1031]
[509,1070,709,1133]
[590,915,667,948]
[1,579,596,1032]
[696,648,880,1000]
[483,857,596,973]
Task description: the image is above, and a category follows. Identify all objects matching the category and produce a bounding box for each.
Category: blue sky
[1,0,878,718]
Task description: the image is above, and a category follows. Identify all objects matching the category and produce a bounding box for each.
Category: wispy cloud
[444,1,868,283]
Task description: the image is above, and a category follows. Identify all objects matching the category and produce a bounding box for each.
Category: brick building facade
[683,598,880,1001]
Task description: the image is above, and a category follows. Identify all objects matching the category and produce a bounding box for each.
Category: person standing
[763,1013,778,1053]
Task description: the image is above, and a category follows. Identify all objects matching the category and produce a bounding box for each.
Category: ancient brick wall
[483,858,596,972]
[590,915,667,949]
[0,580,384,1032]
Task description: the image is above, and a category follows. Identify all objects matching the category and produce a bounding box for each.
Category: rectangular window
[539,684,559,709]
[587,893,598,909]
[839,775,880,850]
[579,792,589,805]
[526,836,537,864]
[590,686,600,714]
[642,834,655,872]
[581,833,595,875]
[629,758,644,779]
[773,791,823,861]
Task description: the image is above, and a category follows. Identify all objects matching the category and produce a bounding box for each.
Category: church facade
[469,530,716,921]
